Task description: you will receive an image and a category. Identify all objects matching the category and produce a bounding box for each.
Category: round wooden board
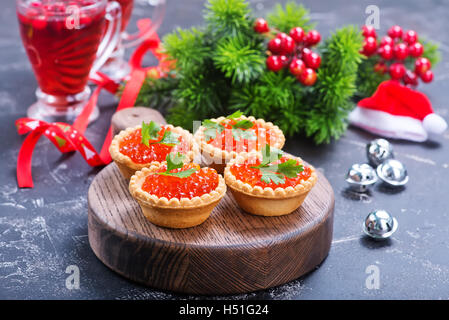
[88,161,335,295]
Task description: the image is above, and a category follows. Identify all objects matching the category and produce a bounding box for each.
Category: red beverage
[112,0,133,31]
[17,0,106,96]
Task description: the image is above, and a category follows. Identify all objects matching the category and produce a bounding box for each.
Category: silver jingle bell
[366,138,394,166]
[376,159,409,187]
[345,163,378,192]
[363,209,398,240]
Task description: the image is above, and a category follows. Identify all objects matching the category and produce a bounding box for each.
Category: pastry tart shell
[109,124,198,180]
[224,153,317,216]
[129,165,227,229]
[194,116,285,174]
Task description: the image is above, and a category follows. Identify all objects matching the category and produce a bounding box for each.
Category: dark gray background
[1,0,449,299]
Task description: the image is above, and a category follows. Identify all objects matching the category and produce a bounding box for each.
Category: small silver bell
[366,138,394,166]
[376,159,409,187]
[363,209,398,239]
[345,163,378,192]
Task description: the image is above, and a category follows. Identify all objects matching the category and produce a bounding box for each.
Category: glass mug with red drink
[17,0,122,122]
[100,0,166,80]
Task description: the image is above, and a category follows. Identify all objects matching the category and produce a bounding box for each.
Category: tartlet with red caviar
[110,121,198,179]
[129,153,226,228]
[193,111,285,173]
[224,146,317,216]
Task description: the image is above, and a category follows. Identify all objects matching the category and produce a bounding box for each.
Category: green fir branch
[306,25,364,143]
[213,36,265,84]
[130,0,441,146]
[267,1,315,33]
[356,56,389,98]
[133,75,179,110]
[163,27,209,72]
[230,70,304,137]
[205,0,252,37]
[421,38,441,68]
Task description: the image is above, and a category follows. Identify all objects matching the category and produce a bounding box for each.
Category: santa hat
[349,80,447,142]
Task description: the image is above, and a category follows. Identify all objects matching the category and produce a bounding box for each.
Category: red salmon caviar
[142,164,219,199]
[119,127,186,164]
[207,119,277,152]
[230,156,312,188]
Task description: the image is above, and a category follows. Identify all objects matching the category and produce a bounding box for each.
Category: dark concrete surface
[1,0,449,299]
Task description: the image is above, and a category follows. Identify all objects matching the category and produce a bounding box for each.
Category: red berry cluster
[254,18,321,86]
[361,25,433,86]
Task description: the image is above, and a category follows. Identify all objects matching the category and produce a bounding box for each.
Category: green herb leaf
[153,130,180,147]
[166,168,198,178]
[232,128,256,141]
[157,152,198,178]
[166,152,185,172]
[260,144,283,167]
[252,144,303,184]
[226,110,243,120]
[277,159,304,178]
[202,119,224,140]
[141,121,162,146]
[232,119,254,129]
[259,167,285,185]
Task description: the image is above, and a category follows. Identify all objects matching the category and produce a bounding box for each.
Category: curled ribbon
[16,19,170,188]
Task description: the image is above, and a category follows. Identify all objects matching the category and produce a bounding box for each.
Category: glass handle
[91,1,122,75]
[122,0,166,49]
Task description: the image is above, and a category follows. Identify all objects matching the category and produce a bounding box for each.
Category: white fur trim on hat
[422,113,448,135]
[349,107,428,142]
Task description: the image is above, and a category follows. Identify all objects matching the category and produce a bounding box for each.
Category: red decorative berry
[388,25,403,39]
[303,51,321,69]
[289,58,306,76]
[254,18,269,33]
[403,30,418,44]
[403,70,418,86]
[305,30,321,46]
[373,62,388,74]
[298,68,317,86]
[380,36,394,46]
[420,70,434,83]
[266,55,284,72]
[408,42,424,57]
[301,47,312,58]
[362,25,377,38]
[268,38,283,54]
[279,55,289,66]
[281,35,295,54]
[378,44,394,60]
[415,57,431,75]
[289,27,305,43]
[393,43,408,60]
[362,36,377,56]
[276,32,289,40]
[389,62,406,79]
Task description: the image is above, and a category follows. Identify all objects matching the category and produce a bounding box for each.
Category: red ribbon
[16,19,169,188]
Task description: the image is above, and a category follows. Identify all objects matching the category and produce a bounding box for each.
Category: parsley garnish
[141,121,180,147]
[259,167,285,185]
[202,119,224,140]
[226,110,243,120]
[232,119,254,129]
[156,130,180,147]
[251,145,304,185]
[202,110,256,142]
[141,121,161,146]
[156,153,198,178]
[277,159,304,178]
